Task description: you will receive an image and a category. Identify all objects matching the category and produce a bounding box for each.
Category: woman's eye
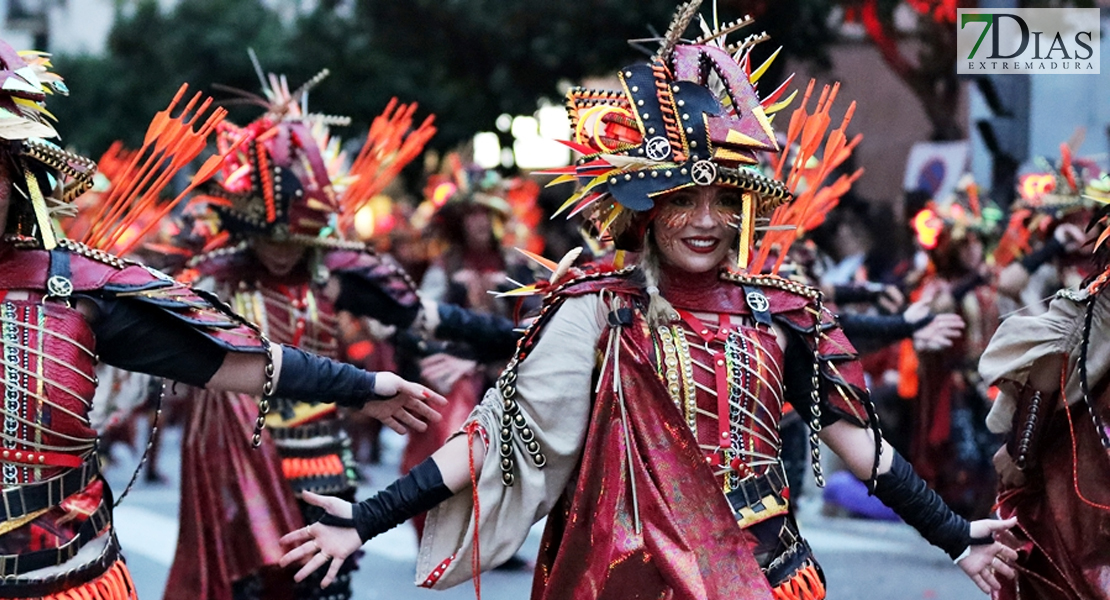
[668,194,695,207]
[718,193,742,209]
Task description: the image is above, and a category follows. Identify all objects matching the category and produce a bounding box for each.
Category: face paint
[652,187,741,274]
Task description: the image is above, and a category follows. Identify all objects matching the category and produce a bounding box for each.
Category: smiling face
[651,186,742,273]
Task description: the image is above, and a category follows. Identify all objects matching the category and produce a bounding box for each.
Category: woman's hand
[956,517,1020,594]
[364,372,447,434]
[280,492,364,588]
[912,313,966,351]
[420,353,478,394]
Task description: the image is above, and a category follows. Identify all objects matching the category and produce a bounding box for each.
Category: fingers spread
[997,543,1020,562]
[970,573,990,595]
[280,528,310,547]
[295,552,330,583]
[396,408,429,433]
[406,394,444,422]
[280,540,318,568]
[301,491,330,509]
[982,567,1002,592]
[382,417,408,435]
[993,559,1017,579]
[321,556,344,589]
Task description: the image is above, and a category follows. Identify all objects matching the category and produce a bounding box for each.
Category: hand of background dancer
[279,492,361,588]
[362,372,447,434]
[1053,222,1086,253]
[420,353,478,393]
[957,517,1019,594]
[912,313,965,351]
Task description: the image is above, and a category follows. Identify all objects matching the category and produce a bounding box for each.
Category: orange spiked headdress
[198,68,434,248]
[545,1,860,269]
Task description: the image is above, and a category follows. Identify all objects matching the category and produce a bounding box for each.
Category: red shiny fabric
[531,304,773,600]
[912,284,999,519]
[997,400,1110,600]
[164,389,303,600]
[166,252,341,600]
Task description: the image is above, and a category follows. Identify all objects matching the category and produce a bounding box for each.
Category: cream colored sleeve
[980,290,1110,433]
[415,293,606,589]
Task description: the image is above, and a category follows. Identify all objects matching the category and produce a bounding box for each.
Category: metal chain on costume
[114,379,166,507]
[724,332,745,492]
[808,296,826,488]
[1080,296,1110,450]
[252,336,277,448]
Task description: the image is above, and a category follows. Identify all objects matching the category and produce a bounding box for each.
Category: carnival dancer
[997,143,1100,315]
[163,72,437,600]
[905,186,1004,519]
[0,41,444,600]
[979,172,1110,600]
[280,5,1017,598]
[402,163,541,538]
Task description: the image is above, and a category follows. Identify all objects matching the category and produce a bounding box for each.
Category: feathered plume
[750,79,863,274]
[337,98,436,232]
[80,83,236,255]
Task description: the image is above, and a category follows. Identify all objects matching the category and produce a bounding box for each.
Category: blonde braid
[639,237,679,329]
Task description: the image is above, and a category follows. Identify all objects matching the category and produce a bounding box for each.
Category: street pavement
[105,424,989,600]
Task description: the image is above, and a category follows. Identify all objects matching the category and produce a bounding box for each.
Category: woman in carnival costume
[163,71,439,600]
[980,171,1110,600]
[996,142,1101,314]
[0,41,444,600]
[904,184,1005,520]
[282,5,1017,598]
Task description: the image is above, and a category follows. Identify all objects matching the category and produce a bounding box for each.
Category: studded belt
[725,461,790,528]
[0,532,121,598]
[269,419,340,442]
[0,455,98,524]
[0,486,112,579]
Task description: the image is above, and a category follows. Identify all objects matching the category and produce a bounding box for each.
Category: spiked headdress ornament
[545,0,860,270]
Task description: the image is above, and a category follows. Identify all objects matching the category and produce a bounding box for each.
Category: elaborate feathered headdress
[197,67,434,249]
[0,40,97,250]
[911,174,1003,251]
[543,1,860,273]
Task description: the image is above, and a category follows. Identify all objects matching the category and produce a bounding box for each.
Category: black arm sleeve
[1019,235,1065,274]
[832,284,883,305]
[82,294,228,387]
[781,330,842,429]
[275,346,382,408]
[317,457,453,542]
[838,312,920,345]
[435,303,521,363]
[872,451,984,560]
[333,271,420,328]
